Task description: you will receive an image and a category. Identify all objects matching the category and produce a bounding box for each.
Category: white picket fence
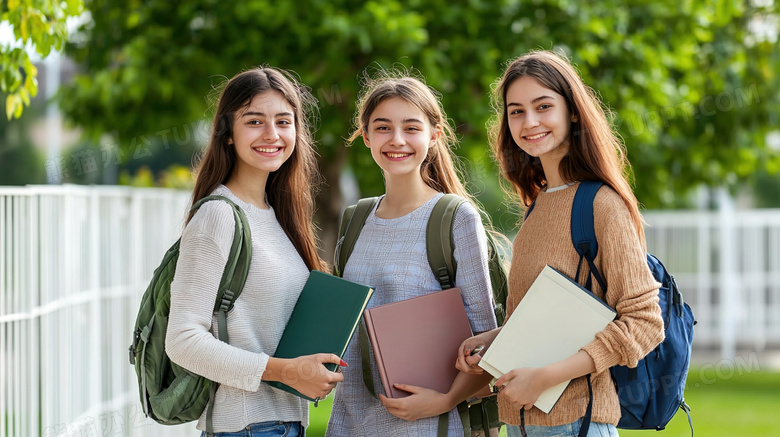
[1,184,779,437]
[643,204,780,355]
[0,185,195,437]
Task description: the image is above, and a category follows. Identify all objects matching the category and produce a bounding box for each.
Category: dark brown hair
[189,67,324,271]
[489,50,645,244]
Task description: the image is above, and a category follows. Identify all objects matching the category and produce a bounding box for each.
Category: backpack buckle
[140,325,152,343]
[220,289,235,312]
[129,327,143,365]
[577,241,592,258]
[435,266,453,289]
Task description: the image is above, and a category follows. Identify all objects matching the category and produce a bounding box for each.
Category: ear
[363,129,371,148]
[430,125,442,144]
[571,114,578,123]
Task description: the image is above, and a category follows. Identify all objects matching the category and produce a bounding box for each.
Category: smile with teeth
[385,152,412,158]
[253,147,282,153]
[524,132,549,140]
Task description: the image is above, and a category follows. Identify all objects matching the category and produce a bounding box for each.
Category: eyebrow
[241,111,294,118]
[506,95,555,107]
[371,117,425,124]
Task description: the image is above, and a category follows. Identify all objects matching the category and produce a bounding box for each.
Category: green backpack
[128,195,251,436]
[335,194,507,436]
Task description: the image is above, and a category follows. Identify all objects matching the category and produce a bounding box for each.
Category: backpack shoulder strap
[484,230,508,326]
[571,181,604,437]
[524,201,536,220]
[427,193,471,437]
[335,197,379,277]
[189,195,252,436]
[427,194,466,289]
[190,195,252,340]
[570,181,607,292]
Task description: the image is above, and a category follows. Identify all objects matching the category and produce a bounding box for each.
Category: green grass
[307,396,334,437]
[622,368,780,437]
[308,369,780,436]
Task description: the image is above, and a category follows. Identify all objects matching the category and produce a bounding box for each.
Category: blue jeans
[506,420,618,437]
[200,421,304,437]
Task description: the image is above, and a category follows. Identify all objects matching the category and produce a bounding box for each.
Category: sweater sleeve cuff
[247,354,269,392]
[581,341,622,374]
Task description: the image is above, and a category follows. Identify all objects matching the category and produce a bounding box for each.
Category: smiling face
[506,75,574,163]
[229,90,296,181]
[363,97,438,179]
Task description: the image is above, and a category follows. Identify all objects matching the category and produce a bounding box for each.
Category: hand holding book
[476,265,616,413]
[492,350,597,412]
[455,327,501,376]
[362,287,472,399]
[263,353,346,401]
[266,270,374,402]
[378,383,455,422]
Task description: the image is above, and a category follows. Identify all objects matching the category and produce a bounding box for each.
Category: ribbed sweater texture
[165,185,311,432]
[498,182,664,427]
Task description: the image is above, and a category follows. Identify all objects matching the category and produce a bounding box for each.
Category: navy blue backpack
[527,181,695,436]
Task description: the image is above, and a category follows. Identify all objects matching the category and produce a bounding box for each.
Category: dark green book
[266,270,374,401]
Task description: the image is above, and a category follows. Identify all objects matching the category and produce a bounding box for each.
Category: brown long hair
[489,50,646,244]
[349,71,475,204]
[189,67,325,271]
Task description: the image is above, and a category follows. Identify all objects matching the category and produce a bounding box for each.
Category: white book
[478,265,616,413]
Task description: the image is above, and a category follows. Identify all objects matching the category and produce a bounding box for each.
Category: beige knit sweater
[498,182,665,427]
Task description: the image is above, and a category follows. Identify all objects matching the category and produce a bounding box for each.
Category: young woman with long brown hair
[165,67,344,437]
[456,51,665,437]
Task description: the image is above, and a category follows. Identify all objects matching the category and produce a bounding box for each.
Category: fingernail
[339,359,348,367]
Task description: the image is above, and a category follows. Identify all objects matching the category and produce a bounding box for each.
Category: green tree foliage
[59,0,780,252]
[0,99,45,184]
[0,122,45,185]
[751,169,780,208]
[1,0,83,119]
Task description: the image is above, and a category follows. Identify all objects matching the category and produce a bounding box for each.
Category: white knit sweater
[165,185,311,432]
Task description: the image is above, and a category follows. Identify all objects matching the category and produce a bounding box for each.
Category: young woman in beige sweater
[456,51,665,437]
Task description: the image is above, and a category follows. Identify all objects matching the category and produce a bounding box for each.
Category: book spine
[342,300,363,358]
[362,309,393,398]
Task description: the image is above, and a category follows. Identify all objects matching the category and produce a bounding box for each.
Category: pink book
[362,288,473,398]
